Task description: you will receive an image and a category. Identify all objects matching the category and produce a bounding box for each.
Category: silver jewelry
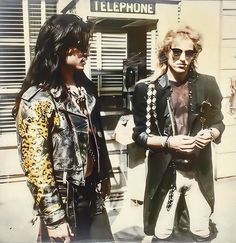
[145,82,161,135]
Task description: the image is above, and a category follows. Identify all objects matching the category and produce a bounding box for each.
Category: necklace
[67,86,87,115]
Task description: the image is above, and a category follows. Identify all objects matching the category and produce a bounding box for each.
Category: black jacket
[16,72,112,225]
[132,72,225,235]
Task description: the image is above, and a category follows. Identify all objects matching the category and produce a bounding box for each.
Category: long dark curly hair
[13,14,93,116]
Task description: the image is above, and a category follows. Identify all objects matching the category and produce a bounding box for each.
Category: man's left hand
[195,129,213,149]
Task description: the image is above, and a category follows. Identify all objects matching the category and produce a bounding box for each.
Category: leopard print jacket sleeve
[16,91,65,226]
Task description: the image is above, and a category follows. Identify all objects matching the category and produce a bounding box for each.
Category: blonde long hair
[146,25,203,83]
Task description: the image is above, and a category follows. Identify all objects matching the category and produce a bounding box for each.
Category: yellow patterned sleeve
[17,98,65,225]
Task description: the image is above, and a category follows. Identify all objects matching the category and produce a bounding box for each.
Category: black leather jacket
[16,74,112,225]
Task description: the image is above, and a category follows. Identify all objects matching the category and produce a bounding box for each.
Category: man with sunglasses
[132,26,224,242]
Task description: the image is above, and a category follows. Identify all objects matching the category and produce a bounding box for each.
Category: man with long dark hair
[13,14,113,242]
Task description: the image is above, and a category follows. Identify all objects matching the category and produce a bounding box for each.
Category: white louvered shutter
[146,29,158,73]
[90,32,127,95]
[0,0,25,133]
[0,0,57,134]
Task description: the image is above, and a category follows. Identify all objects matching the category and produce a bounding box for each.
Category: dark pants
[39,178,113,242]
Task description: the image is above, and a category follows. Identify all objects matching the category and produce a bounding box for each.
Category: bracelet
[164,136,170,148]
[160,136,169,147]
[160,136,166,147]
[208,128,214,141]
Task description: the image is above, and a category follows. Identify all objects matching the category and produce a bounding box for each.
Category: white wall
[156,3,180,41]
[180,0,221,80]
[57,0,71,13]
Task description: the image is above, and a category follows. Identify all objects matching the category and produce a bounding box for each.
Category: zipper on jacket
[85,93,100,174]
[87,113,100,174]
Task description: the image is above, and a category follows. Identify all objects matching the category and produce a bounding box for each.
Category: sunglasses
[171,48,196,59]
[73,41,89,53]
[68,41,89,56]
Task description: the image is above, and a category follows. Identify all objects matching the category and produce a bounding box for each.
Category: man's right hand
[47,221,74,243]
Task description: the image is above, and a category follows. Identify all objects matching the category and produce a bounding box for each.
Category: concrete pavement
[0,175,236,242]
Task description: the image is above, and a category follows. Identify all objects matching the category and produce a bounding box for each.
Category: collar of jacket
[158,73,170,89]
[155,72,200,133]
[157,72,200,111]
[21,86,43,101]
[50,86,96,117]
[22,85,96,118]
